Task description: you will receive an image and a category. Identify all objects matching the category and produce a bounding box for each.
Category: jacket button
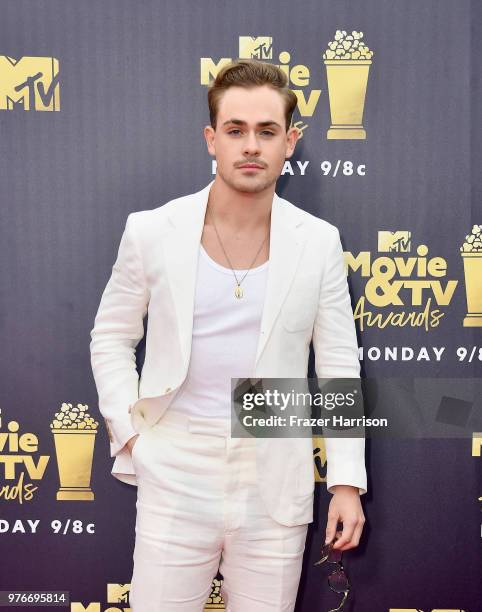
[165,386,172,393]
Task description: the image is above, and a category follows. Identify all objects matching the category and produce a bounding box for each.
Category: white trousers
[129,409,309,612]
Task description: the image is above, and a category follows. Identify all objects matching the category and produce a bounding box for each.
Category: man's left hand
[325,485,366,551]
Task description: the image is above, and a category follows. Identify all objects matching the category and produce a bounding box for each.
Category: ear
[285,126,300,159]
[204,125,216,156]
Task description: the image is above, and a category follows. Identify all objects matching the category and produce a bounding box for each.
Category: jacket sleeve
[89,213,150,458]
[312,224,367,495]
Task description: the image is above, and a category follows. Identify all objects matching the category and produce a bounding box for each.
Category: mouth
[238,164,263,170]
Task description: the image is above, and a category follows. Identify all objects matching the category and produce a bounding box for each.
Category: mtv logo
[0,55,60,111]
[107,583,130,604]
[378,231,411,253]
[239,37,273,60]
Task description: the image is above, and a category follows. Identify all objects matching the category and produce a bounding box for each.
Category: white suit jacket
[90,180,367,526]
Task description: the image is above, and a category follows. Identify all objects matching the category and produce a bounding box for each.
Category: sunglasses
[314,540,350,612]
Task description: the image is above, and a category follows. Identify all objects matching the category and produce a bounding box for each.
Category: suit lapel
[161,180,306,374]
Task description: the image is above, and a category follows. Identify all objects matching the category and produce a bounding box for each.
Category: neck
[206,175,274,233]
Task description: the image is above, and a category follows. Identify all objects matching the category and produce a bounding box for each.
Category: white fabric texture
[168,244,269,419]
[129,409,308,612]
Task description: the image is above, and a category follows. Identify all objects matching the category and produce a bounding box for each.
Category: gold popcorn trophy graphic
[50,402,98,500]
[460,224,482,326]
[204,577,225,610]
[323,30,374,139]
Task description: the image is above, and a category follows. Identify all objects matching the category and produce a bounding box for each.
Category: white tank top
[168,243,269,419]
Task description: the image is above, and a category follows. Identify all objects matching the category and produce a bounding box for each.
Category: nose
[242,131,261,157]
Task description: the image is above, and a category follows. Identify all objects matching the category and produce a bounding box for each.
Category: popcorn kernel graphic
[460,224,482,253]
[460,225,482,326]
[204,577,225,609]
[323,30,374,61]
[50,402,98,500]
[323,30,374,139]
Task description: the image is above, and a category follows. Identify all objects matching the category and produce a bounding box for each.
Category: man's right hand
[125,434,140,456]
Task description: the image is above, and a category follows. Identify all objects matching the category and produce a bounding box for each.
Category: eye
[227,129,275,136]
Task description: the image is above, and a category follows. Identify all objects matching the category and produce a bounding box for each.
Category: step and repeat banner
[1,1,480,611]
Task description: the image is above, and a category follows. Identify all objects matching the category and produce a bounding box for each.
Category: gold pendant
[234,285,244,299]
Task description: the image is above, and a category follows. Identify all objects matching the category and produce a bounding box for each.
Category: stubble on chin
[219,168,276,194]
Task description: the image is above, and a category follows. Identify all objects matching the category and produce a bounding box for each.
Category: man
[90,59,367,612]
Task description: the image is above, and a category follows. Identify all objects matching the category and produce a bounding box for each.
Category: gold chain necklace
[207,206,269,299]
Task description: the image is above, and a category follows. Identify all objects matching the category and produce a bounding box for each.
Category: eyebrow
[222,119,282,129]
